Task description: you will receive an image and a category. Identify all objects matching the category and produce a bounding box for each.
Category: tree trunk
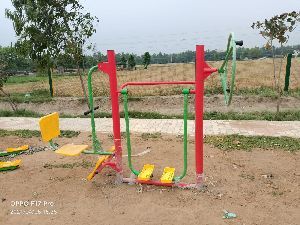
[78,65,90,109]
[47,65,54,97]
[276,47,285,114]
[0,88,18,111]
[271,42,277,89]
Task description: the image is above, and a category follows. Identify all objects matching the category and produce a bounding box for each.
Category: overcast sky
[0,0,299,54]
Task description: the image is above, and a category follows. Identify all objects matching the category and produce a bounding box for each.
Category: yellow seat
[160,167,175,183]
[138,164,154,181]
[39,112,89,156]
[55,144,89,156]
[39,112,60,142]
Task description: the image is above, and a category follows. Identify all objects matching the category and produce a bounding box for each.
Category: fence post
[284,53,292,92]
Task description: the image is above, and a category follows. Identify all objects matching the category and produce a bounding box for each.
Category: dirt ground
[0,133,299,225]
[1,95,300,116]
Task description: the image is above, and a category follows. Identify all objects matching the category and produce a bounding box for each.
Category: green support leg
[174,89,189,181]
[121,89,140,176]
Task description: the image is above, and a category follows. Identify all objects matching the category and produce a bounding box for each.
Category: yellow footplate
[160,167,175,183]
[87,146,115,181]
[6,145,29,153]
[138,164,154,181]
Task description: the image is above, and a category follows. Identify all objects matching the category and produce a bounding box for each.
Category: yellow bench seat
[55,144,89,156]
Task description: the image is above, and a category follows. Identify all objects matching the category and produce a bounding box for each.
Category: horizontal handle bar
[119,81,195,92]
[84,106,100,116]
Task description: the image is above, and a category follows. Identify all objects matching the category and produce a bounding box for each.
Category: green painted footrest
[0,160,22,171]
[0,166,19,171]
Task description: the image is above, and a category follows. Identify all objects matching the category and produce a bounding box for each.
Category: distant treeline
[1,45,299,73]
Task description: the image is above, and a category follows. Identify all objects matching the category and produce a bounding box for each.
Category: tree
[0,47,18,111]
[6,0,98,97]
[142,52,151,69]
[120,54,127,69]
[252,11,300,113]
[128,54,136,70]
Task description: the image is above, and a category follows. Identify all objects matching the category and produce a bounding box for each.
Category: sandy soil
[1,95,300,116]
[0,133,299,225]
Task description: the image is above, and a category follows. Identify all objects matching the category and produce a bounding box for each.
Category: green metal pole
[218,33,237,106]
[174,89,189,181]
[88,65,103,153]
[49,140,58,150]
[121,89,140,176]
[284,53,292,92]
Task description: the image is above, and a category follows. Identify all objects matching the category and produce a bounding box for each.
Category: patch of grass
[0,109,42,117]
[107,131,126,140]
[0,89,52,103]
[92,112,113,118]
[0,129,41,138]
[1,109,300,121]
[6,74,72,85]
[141,132,162,140]
[235,87,278,98]
[120,96,143,102]
[6,75,48,84]
[285,88,300,98]
[204,86,300,98]
[239,173,255,181]
[204,111,300,121]
[7,75,41,84]
[271,191,284,197]
[60,130,80,138]
[204,135,300,152]
[0,129,80,138]
[43,159,93,169]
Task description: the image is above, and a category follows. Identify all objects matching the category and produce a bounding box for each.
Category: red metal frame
[97,51,122,174]
[94,45,217,189]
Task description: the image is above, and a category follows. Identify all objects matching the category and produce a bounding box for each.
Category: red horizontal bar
[204,68,218,73]
[119,81,195,91]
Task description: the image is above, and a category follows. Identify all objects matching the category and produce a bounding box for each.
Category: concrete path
[1,117,300,138]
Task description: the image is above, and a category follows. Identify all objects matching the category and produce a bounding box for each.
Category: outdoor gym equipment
[0,145,29,157]
[39,112,117,180]
[218,33,243,105]
[38,33,242,188]
[84,33,243,189]
[0,145,27,171]
[0,160,22,171]
[39,112,89,156]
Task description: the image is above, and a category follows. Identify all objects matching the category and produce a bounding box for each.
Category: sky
[0,0,300,54]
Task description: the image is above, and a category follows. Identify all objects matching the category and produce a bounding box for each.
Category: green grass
[204,86,300,98]
[1,109,300,121]
[0,89,52,103]
[96,110,300,121]
[203,111,300,121]
[141,132,162,139]
[0,109,42,117]
[43,159,93,169]
[0,129,80,138]
[6,74,75,85]
[204,135,300,152]
[6,75,49,84]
